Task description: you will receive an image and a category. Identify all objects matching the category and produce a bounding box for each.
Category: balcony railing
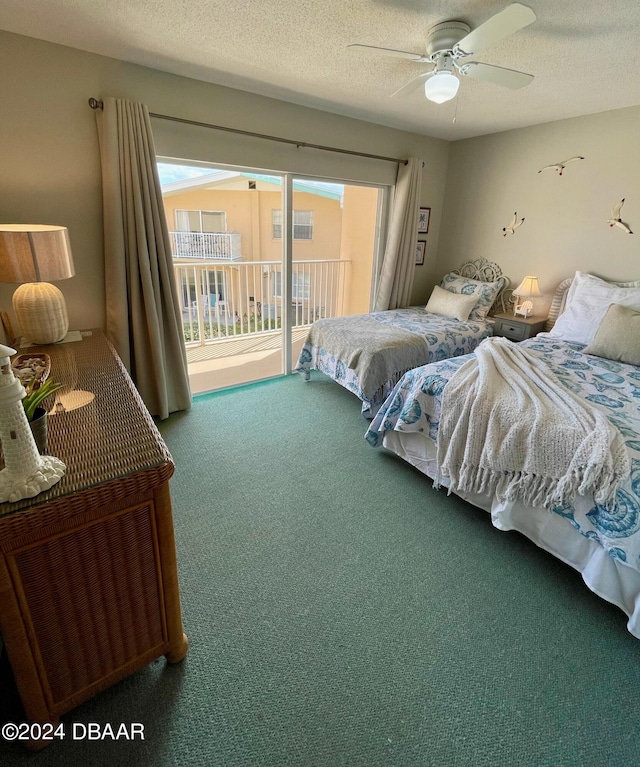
[169,231,242,260]
[174,259,350,345]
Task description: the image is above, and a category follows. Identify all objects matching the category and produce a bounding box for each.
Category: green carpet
[3,372,640,766]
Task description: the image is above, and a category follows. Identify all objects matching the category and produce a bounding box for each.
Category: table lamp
[0,224,75,344]
[512,275,541,318]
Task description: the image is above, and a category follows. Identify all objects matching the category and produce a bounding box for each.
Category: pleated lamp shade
[0,225,75,344]
[513,275,542,299]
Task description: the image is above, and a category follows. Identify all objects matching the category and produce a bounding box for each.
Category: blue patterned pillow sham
[440,273,501,321]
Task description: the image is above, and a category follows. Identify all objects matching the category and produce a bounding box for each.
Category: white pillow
[549,271,640,345]
[439,273,501,321]
[425,285,478,322]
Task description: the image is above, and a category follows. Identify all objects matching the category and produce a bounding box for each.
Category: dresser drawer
[494,318,526,340]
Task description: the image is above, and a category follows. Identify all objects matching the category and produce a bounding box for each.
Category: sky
[157,163,213,185]
[156,163,344,199]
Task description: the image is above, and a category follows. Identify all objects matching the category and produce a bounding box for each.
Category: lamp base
[12,282,69,345]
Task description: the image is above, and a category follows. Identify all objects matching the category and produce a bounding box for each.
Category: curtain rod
[88,98,407,165]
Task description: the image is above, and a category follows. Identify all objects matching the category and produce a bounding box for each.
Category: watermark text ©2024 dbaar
[2,721,145,742]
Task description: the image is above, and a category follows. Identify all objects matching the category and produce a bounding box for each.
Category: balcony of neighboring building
[169,231,242,261]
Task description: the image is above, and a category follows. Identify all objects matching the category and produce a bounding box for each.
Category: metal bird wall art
[502,212,525,236]
[607,199,633,234]
[538,156,585,175]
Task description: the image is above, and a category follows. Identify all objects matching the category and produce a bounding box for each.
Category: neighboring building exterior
[162,171,380,321]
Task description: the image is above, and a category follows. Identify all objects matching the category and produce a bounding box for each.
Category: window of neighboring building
[175,210,227,232]
[272,210,313,240]
[273,271,311,301]
[205,269,227,302]
[182,269,227,309]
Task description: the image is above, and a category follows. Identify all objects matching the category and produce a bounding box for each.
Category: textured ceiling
[2,0,640,140]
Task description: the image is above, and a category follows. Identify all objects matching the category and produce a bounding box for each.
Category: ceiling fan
[348,3,537,104]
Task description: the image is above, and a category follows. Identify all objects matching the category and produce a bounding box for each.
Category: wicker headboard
[544,277,574,331]
[544,274,640,332]
[451,258,511,316]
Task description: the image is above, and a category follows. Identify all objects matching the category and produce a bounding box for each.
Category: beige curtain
[96,97,191,419]
[373,157,423,311]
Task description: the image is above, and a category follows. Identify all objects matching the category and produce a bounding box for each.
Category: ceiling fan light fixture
[424,71,460,103]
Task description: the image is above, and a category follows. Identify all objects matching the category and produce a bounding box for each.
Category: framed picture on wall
[418,207,431,234]
[415,240,426,266]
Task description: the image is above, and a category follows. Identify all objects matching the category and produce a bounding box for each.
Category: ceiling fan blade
[458,61,534,89]
[454,3,536,56]
[347,44,428,62]
[390,71,433,97]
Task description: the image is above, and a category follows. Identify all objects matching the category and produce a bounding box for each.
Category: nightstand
[492,312,547,341]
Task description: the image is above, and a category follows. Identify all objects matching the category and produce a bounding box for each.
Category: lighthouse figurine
[0,344,65,503]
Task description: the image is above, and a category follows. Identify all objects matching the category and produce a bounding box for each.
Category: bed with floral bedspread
[365,331,640,638]
[295,258,509,418]
[295,307,493,417]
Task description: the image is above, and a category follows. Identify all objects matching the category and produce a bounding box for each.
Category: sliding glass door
[157,157,386,393]
[289,177,385,368]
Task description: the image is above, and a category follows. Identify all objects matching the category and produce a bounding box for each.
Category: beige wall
[291,193,342,263]
[340,185,380,315]
[0,29,448,339]
[12,28,634,332]
[436,106,640,316]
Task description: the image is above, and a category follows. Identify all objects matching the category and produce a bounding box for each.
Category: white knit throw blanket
[436,336,630,509]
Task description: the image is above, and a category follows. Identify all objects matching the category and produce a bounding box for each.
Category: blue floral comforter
[365,334,640,567]
[295,307,492,417]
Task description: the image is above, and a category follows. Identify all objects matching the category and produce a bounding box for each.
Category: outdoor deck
[174,257,346,394]
[187,326,309,394]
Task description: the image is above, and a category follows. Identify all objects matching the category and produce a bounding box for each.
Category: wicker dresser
[0,330,188,747]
